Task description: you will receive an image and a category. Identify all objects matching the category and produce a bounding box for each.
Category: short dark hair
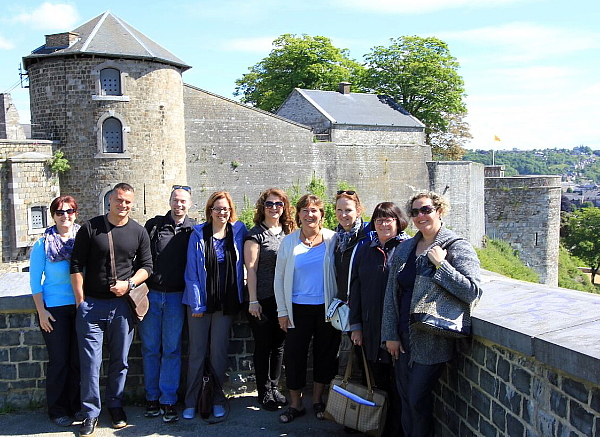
[295,194,324,227]
[49,195,78,216]
[371,202,408,232]
[112,182,134,193]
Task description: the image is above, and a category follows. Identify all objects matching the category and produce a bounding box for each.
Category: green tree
[363,36,468,159]
[564,207,600,284]
[234,34,365,112]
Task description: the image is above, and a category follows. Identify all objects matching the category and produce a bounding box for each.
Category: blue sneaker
[182,408,195,419]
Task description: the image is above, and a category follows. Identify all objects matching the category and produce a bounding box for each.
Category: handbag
[104,215,150,321]
[327,298,350,332]
[410,238,476,339]
[324,346,388,437]
[196,359,229,423]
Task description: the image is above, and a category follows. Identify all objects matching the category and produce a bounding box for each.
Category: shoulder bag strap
[346,244,359,302]
[103,215,118,285]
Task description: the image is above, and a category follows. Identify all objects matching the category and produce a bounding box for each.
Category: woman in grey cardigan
[381,191,482,437]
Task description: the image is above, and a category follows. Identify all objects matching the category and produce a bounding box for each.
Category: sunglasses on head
[337,190,356,196]
[265,201,284,208]
[55,209,76,216]
[409,205,436,217]
[172,185,191,193]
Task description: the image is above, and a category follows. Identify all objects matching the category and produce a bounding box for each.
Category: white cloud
[219,37,276,53]
[11,2,79,31]
[330,0,534,14]
[0,36,15,50]
[440,23,600,63]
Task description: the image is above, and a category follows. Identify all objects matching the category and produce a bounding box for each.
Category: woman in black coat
[349,202,409,436]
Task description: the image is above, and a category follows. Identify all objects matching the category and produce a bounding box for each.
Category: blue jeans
[138,290,184,405]
[76,297,134,419]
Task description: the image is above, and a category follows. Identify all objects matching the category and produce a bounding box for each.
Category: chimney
[45,32,79,48]
[338,82,351,95]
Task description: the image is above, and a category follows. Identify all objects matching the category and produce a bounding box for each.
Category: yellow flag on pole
[494,135,501,141]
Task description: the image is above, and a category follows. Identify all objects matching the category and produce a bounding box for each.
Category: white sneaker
[182,408,195,419]
[213,404,225,418]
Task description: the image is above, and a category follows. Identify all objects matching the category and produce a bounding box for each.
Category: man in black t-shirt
[71,183,152,437]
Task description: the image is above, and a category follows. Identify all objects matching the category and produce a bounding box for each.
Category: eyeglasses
[211,207,231,213]
[409,205,437,217]
[55,209,76,216]
[172,185,191,193]
[265,201,284,209]
[337,190,356,196]
[374,217,396,226]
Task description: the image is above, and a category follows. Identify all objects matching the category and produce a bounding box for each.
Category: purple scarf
[44,224,80,262]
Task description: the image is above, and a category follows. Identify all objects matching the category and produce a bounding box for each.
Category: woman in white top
[274,194,339,424]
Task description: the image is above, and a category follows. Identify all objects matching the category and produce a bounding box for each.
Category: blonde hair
[407,191,450,216]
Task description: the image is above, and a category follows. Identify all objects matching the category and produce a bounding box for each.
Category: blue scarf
[44,224,80,262]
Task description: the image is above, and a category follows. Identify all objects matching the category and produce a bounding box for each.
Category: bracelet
[249,300,259,304]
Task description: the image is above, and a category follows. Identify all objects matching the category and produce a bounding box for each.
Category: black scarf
[202,223,239,315]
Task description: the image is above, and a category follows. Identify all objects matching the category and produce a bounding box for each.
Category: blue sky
[1,0,598,151]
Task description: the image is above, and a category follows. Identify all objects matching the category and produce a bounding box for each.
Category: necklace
[300,228,320,247]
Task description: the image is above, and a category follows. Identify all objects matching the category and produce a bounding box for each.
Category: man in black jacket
[71,183,152,437]
[139,185,195,423]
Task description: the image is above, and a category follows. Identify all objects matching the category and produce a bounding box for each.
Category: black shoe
[53,416,74,427]
[79,417,98,437]
[272,387,288,407]
[161,404,179,423]
[145,400,161,417]
[261,388,278,411]
[108,407,127,429]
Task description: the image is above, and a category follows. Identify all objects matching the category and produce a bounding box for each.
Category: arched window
[102,117,123,153]
[100,68,121,96]
[103,191,111,214]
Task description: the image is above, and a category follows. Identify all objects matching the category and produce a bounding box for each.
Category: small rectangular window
[31,206,47,229]
[100,68,121,96]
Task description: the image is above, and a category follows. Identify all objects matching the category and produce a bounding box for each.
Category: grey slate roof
[297,89,424,128]
[23,11,190,70]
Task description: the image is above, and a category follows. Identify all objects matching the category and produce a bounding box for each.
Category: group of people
[30,182,482,437]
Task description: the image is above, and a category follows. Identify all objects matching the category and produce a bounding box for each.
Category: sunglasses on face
[337,190,356,195]
[409,205,437,217]
[55,209,76,216]
[211,207,231,213]
[265,201,284,209]
[172,185,191,193]
[374,217,396,226]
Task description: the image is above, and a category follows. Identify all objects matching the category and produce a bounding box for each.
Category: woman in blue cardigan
[182,191,247,420]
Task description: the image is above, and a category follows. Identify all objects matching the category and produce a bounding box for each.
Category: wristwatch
[128,279,136,291]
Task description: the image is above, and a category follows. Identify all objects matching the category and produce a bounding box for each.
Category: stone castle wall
[26,57,187,223]
[428,161,486,248]
[332,124,425,146]
[184,85,432,220]
[485,176,561,285]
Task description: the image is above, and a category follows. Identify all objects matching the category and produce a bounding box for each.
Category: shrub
[558,244,598,293]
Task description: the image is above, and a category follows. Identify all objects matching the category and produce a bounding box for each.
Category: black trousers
[246,296,286,398]
[395,331,444,437]
[40,304,81,419]
[284,303,341,390]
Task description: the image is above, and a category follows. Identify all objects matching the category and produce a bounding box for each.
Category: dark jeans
[246,296,285,398]
[284,303,341,390]
[76,297,134,419]
[40,304,80,419]
[368,360,403,437]
[395,331,444,437]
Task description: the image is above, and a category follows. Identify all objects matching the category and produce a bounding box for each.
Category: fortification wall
[184,85,431,217]
[485,176,561,285]
[427,161,486,248]
[27,57,187,223]
[2,272,599,436]
[332,124,424,146]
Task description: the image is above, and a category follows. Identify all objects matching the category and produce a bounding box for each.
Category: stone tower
[22,11,191,222]
[485,175,561,286]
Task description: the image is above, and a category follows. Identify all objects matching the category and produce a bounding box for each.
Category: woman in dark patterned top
[244,188,296,410]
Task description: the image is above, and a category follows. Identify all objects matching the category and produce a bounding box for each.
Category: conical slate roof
[23,11,190,70]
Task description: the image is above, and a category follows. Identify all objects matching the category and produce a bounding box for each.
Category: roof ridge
[112,14,156,58]
[81,11,109,52]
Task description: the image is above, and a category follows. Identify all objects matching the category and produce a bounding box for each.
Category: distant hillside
[463,146,600,184]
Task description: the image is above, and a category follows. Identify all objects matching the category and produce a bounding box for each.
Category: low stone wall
[2,271,600,436]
